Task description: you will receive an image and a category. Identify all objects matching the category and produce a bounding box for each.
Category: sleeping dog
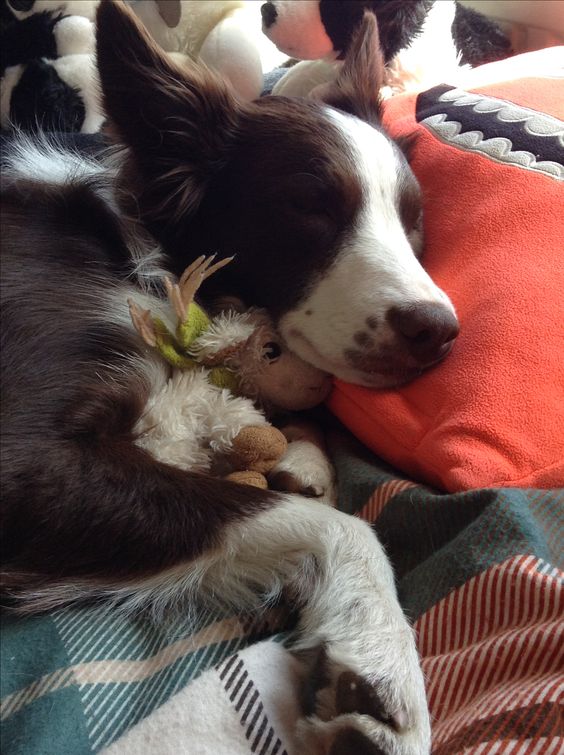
[0,2,459,752]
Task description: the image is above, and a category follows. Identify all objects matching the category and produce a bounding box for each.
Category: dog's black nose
[388,302,459,364]
[261,2,278,29]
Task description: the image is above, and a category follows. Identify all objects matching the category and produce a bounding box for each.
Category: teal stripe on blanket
[3,686,92,755]
[1,613,70,698]
[1,603,289,752]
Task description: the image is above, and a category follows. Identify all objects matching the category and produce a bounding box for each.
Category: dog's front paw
[268,439,336,505]
[297,642,431,755]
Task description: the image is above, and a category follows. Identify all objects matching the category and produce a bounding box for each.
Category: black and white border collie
[1,2,459,751]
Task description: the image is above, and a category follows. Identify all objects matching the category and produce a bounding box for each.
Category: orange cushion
[328,51,564,491]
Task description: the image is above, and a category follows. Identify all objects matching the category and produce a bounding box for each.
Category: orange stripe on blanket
[356,479,416,522]
[414,556,563,753]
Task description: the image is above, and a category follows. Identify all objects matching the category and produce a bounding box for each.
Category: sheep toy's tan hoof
[225,470,268,489]
[229,425,288,474]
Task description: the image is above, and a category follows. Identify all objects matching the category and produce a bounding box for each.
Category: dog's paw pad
[335,671,408,732]
[296,644,427,755]
[336,671,390,723]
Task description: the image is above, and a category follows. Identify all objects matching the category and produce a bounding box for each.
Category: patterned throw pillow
[328,50,564,491]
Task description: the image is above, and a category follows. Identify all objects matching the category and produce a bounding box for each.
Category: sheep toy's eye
[263,342,282,362]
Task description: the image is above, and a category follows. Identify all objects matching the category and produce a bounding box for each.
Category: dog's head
[96,1,458,388]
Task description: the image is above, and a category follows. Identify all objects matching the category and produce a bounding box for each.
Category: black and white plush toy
[0,0,282,133]
[261,0,512,98]
[0,0,103,132]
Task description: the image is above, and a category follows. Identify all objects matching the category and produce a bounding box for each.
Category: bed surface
[2,423,562,754]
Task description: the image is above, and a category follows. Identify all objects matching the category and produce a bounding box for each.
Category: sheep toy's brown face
[192,309,332,412]
[247,327,333,411]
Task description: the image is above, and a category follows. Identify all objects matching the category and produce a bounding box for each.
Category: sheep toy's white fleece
[134,367,267,473]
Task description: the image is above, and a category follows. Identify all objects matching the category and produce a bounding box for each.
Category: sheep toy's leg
[200,385,288,475]
[229,425,287,474]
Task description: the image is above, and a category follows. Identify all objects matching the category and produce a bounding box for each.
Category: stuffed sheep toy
[129,256,333,491]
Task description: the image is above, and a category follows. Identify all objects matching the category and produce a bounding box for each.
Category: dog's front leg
[268,419,337,505]
[197,497,431,754]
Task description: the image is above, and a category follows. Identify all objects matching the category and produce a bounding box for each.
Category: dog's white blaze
[279,108,455,382]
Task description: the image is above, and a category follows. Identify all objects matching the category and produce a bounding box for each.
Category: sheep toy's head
[191,309,333,412]
[129,257,332,412]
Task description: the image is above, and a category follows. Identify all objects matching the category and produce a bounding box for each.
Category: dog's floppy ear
[313,11,384,125]
[96,0,240,220]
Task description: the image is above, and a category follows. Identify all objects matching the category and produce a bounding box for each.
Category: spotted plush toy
[261,0,512,99]
[0,0,269,134]
[0,0,103,133]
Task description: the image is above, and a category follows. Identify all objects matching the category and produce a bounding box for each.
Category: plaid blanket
[1,425,562,754]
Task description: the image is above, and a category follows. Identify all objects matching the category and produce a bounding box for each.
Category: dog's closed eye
[287,174,330,216]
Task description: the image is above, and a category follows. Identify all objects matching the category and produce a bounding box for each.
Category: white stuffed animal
[261,0,510,99]
[4,1,99,21]
[126,0,268,100]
